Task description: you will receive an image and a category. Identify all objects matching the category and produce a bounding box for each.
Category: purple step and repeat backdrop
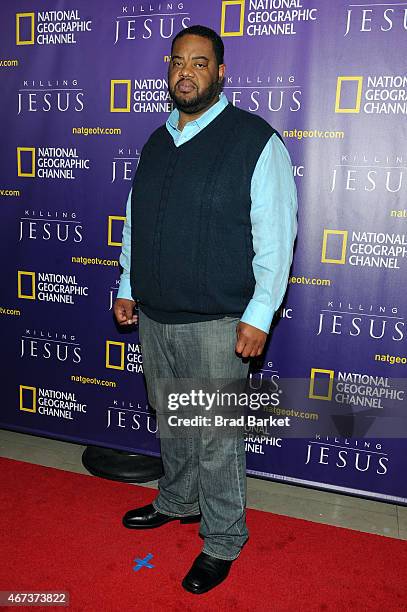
[1,1,406,503]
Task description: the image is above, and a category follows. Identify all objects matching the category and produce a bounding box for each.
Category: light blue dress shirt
[118,92,297,334]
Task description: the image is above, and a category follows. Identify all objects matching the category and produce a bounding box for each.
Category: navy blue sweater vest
[130,102,278,323]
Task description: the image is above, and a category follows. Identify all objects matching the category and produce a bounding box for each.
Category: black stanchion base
[82,446,164,483]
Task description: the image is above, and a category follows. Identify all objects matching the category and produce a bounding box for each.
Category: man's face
[168,34,225,114]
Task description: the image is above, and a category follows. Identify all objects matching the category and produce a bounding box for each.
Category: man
[114,25,297,594]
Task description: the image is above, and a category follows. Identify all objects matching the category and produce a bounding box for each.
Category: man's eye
[196,63,206,68]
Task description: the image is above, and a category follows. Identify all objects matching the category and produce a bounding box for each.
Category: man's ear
[218,63,226,81]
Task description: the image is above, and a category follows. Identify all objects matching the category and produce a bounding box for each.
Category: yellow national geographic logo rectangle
[16,13,35,45]
[221,0,245,37]
[19,385,37,412]
[110,80,131,113]
[309,368,334,401]
[335,76,363,113]
[321,230,348,265]
[17,147,36,177]
[108,216,126,246]
[17,271,36,299]
[106,341,125,370]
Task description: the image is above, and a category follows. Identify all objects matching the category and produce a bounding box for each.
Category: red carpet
[0,457,406,612]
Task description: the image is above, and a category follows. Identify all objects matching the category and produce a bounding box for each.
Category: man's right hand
[113,298,137,326]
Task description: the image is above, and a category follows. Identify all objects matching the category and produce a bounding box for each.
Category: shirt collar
[166,91,229,132]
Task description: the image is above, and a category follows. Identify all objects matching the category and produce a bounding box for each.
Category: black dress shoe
[122,503,201,529]
[182,552,233,594]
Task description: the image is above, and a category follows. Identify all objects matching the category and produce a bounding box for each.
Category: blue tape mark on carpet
[133,553,154,572]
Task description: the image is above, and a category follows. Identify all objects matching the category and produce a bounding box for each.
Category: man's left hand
[235,321,268,358]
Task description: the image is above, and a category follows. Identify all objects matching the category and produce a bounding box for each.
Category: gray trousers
[138,308,250,561]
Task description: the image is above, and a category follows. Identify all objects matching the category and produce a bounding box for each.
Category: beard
[169,76,223,114]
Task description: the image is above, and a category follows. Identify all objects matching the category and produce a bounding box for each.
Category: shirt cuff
[117,277,134,301]
[240,299,275,334]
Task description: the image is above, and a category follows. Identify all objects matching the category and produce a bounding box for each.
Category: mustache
[175,78,197,88]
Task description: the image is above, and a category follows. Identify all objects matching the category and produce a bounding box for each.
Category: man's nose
[179,62,194,78]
